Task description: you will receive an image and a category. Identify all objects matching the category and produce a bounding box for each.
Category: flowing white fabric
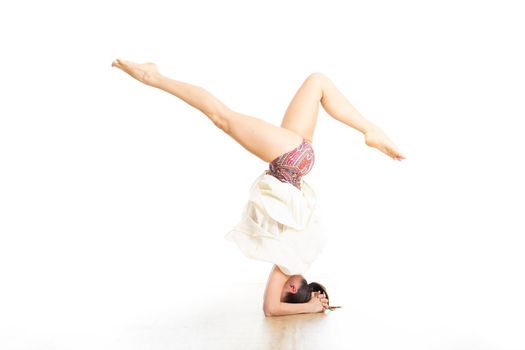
[224,170,327,275]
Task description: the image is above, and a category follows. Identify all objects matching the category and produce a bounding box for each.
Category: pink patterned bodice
[266,139,315,190]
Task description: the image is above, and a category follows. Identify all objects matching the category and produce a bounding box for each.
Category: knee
[306,72,326,83]
[209,105,231,132]
[305,72,327,90]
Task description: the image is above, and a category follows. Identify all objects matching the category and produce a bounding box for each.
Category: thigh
[224,110,304,163]
[279,73,324,143]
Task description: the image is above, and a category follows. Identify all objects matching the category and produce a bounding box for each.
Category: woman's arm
[265,300,314,317]
[262,265,324,317]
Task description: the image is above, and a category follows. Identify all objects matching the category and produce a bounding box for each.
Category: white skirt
[224,170,327,275]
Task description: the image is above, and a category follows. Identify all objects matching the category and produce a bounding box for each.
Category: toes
[393,153,406,161]
[112,59,122,68]
[385,146,404,160]
[115,59,128,68]
[395,151,406,160]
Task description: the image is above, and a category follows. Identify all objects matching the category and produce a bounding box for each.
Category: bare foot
[364,128,406,161]
[111,58,162,86]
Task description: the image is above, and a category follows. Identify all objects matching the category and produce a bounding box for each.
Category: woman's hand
[307,291,329,313]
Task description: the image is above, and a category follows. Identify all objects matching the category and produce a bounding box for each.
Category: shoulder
[263,265,290,312]
[265,265,290,289]
[269,264,290,280]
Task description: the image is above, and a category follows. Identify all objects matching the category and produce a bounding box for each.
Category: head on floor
[280,274,329,304]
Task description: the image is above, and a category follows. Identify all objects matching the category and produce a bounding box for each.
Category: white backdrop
[1,0,524,349]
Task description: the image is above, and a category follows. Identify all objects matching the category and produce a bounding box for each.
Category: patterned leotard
[266,138,315,190]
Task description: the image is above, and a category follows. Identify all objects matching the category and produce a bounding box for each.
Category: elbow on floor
[263,306,275,317]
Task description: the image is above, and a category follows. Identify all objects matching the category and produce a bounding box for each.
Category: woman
[111,59,405,317]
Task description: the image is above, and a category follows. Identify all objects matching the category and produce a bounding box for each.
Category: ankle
[145,73,163,87]
[362,124,380,135]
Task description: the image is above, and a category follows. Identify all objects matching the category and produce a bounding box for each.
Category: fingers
[310,292,334,312]
[316,292,329,310]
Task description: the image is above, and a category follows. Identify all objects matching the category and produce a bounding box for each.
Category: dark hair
[283,278,329,304]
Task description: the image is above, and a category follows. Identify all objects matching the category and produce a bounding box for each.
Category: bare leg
[111,59,303,163]
[280,73,405,160]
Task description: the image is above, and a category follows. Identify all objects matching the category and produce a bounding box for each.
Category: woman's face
[280,274,305,301]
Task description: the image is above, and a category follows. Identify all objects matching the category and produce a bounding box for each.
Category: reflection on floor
[1,282,499,350]
[116,283,444,350]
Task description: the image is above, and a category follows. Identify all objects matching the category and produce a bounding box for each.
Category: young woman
[111,59,405,317]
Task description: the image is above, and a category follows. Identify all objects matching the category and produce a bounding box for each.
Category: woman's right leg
[280,72,378,142]
[279,72,406,160]
[112,59,302,163]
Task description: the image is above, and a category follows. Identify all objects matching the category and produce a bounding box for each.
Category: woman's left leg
[112,59,303,163]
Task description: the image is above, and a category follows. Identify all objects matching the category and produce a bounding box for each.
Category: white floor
[1,281,518,350]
